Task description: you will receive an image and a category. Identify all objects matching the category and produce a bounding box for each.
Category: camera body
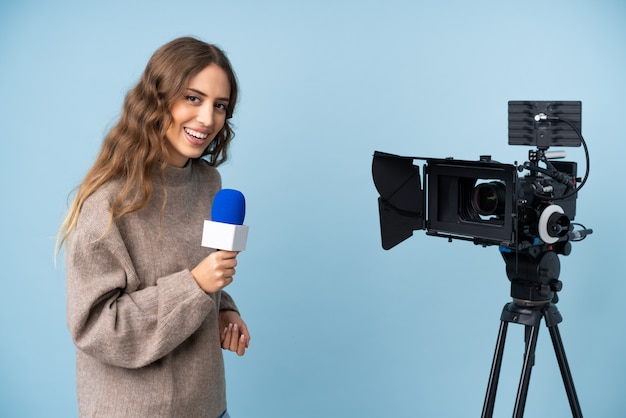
[373,152,576,251]
[425,154,577,249]
[372,101,584,253]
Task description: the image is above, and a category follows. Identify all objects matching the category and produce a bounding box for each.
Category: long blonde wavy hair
[56,37,239,252]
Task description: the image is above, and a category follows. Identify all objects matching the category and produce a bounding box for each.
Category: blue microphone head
[211,189,246,225]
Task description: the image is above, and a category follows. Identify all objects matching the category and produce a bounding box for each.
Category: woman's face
[165,64,231,167]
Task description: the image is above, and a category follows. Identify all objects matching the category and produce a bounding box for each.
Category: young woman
[57,37,250,418]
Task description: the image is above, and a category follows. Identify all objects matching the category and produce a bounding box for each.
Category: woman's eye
[185,95,201,103]
[215,103,227,111]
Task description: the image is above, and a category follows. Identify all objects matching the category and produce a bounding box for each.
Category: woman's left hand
[219,310,250,356]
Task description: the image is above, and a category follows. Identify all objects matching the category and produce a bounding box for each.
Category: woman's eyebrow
[187,87,230,102]
[187,87,207,97]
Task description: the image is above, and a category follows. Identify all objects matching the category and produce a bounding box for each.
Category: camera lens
[472,182,506,216]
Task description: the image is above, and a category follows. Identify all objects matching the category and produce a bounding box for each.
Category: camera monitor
[508,101,582,148]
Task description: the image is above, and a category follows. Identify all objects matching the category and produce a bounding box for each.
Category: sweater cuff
[219,291,238,313]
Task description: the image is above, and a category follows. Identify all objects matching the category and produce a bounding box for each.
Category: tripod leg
[548,324,583,418]
[482,320,509,418]
[513,324,540,418]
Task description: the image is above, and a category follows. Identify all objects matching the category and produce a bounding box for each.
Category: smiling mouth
[184,127,209,141]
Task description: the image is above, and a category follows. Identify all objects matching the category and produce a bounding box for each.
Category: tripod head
[501,246,561,306]
[500,236,572,306]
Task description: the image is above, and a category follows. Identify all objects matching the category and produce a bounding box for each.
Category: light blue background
[1,0,624,417]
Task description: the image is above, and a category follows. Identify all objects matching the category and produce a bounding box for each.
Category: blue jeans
[218,410,231,418]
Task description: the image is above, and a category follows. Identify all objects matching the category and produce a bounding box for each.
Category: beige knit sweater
[66,159,238,417]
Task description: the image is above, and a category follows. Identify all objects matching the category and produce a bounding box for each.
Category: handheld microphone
[201,189,249,251]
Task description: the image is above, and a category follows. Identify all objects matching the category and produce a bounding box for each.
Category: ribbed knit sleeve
[66,198,214,368]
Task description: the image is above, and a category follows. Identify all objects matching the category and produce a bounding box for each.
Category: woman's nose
[196,104,214,126]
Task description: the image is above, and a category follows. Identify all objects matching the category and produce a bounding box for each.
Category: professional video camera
[372,100,592,303]
[372,101,592,417]
[373,100,590,252]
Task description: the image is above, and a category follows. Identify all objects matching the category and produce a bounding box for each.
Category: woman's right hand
[191,250,238,293]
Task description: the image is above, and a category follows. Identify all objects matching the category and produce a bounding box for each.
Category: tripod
[481,249,583,418]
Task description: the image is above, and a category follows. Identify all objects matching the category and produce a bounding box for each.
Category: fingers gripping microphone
[201,189,249,251]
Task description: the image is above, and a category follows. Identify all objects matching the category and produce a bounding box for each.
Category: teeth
[185,128,209,140]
